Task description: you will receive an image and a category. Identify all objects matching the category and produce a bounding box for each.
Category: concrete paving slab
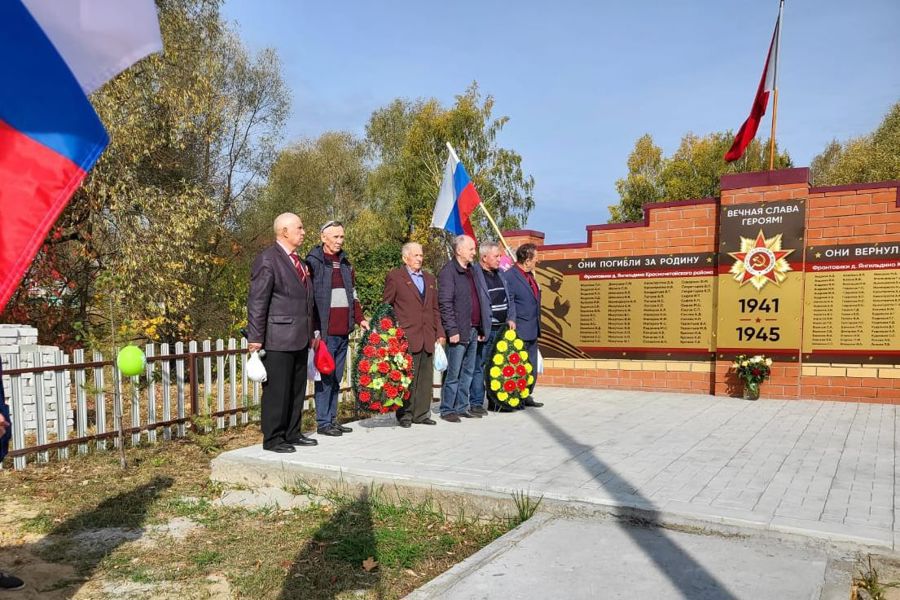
[211,387,898,552]
[406,515,851,600]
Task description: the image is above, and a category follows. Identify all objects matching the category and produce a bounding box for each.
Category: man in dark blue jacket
[437,235,491,422]
[306,220,369,437]
[502,243,544,408]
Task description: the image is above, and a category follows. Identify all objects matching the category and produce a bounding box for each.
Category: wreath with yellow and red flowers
[352,303,413,413]
[484,326,534,408]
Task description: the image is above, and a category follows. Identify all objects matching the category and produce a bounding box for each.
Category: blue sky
[223,0,899,244]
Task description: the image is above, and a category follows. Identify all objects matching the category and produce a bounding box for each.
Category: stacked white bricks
[0,324,74,435]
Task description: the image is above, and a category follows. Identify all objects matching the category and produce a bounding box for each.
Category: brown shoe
[416,418,437,425]
[440,413,461,423]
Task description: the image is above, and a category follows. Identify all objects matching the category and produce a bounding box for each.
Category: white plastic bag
[307,346,321,382]
[536,348,544,374]
[247,351,267,383]
[433,342,448,372]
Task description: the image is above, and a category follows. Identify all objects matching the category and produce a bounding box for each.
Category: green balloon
[117,345,146,377]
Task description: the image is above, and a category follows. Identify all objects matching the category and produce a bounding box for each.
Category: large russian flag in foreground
[431,148,482,241]
[0,0,162,311]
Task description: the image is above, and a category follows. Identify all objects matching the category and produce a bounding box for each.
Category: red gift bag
[314,340,335,375]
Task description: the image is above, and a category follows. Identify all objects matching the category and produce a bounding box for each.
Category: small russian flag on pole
[431,143,482,242]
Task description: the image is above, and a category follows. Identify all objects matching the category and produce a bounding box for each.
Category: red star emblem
[728,230,795,289]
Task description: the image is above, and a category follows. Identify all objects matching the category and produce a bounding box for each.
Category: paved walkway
[406,515,852,600]
[212,388,897,551]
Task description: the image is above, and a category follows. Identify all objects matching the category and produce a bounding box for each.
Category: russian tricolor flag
[0,0,162,311]
[431,146,482,241]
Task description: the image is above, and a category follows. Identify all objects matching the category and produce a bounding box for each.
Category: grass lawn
[0,415,516,599]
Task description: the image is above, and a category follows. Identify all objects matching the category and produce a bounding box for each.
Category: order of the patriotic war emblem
[728,229,795,290]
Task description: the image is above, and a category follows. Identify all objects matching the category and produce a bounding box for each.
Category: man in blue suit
[502,243,544,408]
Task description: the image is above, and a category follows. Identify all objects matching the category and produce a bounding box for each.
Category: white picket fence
[1,338,356,470]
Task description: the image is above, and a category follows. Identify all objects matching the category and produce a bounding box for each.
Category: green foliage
[609,132,792,223]
[366,82,535,254]
[188,409,222,454]
[509,490,543,526]
[4,8,533,349]
[611,134,666,223]
[853,554,889,600]
[353,241,404,313]
[191,550,224,568]
[810,101,900,186]
[240,132,369,248]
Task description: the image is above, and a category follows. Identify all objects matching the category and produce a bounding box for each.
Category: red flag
[724,5,782,162]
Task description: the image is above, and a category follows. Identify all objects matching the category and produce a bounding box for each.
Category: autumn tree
[235,132,393,310]
[810,101,900,186]
[366,83,535,250]
[609,132,792,223]
[1,0,288,347]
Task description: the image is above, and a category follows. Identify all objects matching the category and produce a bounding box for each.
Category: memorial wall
[802,242,900,363]
[504,168,900,403]
[539,253,715,360]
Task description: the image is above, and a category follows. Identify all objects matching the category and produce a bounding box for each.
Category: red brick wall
[537,360,715,394]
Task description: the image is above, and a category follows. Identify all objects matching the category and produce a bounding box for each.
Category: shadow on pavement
[526,408,738,599]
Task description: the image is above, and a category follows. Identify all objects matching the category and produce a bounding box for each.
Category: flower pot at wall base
[743,383,760,401]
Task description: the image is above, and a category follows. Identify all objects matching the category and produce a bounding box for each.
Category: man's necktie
[289,253,308,285]
[526,272,539,298]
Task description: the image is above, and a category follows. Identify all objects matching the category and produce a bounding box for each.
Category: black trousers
[260,349,308,448]
[396,351,434,424]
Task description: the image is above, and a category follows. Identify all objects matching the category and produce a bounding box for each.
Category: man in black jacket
[247,213,318,453]
[306,220,369,437]
[437,235,491,422]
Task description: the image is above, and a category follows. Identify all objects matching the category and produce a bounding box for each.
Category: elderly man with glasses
[306,220,369,438]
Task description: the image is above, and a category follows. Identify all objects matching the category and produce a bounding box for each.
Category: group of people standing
[247,212,542,454]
